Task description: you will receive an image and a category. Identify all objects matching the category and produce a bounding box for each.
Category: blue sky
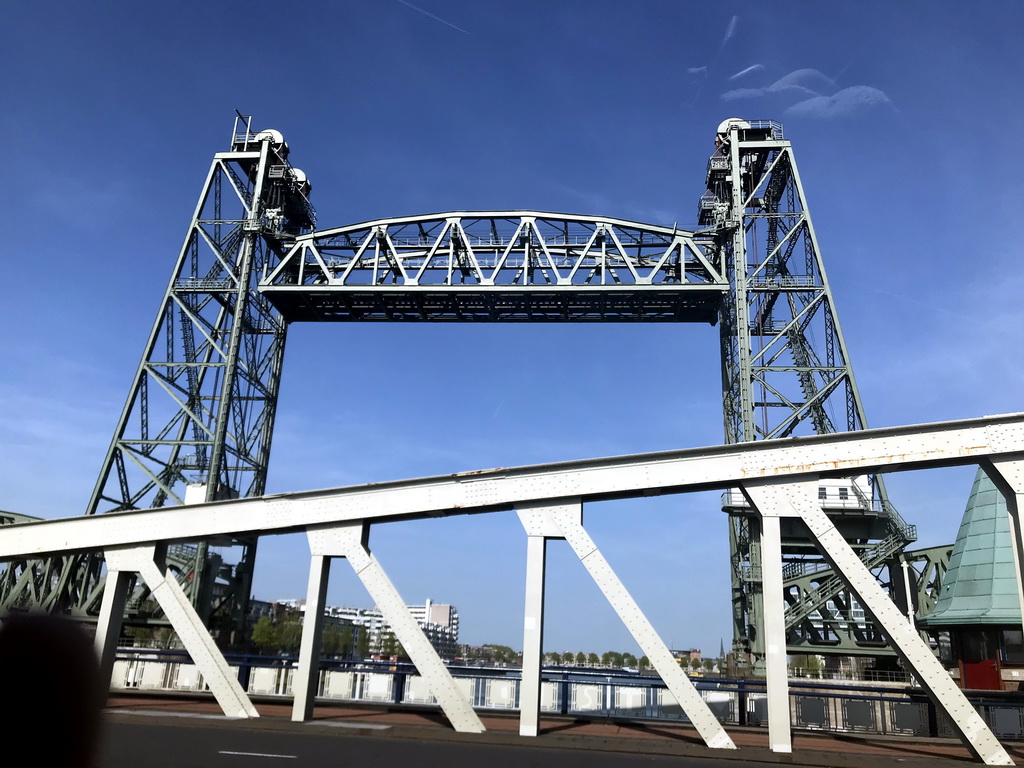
[2,2,1023,656]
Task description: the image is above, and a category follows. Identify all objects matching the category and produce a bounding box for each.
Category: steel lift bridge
[2,117,913,665]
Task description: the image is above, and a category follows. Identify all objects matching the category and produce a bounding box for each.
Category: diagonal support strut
[740,480,1013,767]
[292,523,484,733]
[516,499,736,750]
[96,545,259,719]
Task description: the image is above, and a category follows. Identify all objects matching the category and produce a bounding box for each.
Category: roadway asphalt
[97,693,1024,768]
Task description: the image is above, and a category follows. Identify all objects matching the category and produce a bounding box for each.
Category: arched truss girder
[260,211,726,323]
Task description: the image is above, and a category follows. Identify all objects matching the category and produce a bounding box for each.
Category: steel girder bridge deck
[0,116,910,664]
[1,414,1023,765]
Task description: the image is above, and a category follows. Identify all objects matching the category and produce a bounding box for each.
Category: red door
[959,630,1002,690]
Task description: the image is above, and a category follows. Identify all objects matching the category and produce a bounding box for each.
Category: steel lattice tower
[702,119,915,666]
[0,118,914,662]
[0,117,314,628]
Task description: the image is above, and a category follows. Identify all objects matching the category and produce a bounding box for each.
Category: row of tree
[250,617,371,658]
[458,645,720,673]
[547,651,717,673]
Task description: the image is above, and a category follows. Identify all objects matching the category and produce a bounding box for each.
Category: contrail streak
[396,0,471,35]
[720,15,738,48]
[729,64,764,81]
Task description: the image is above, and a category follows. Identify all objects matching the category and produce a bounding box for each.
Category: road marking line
[307,721,392,730]
[219,751,297,759]
[109,709,242,720]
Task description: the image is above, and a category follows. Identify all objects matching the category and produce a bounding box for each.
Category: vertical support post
[751,480,1013,766]
[305,524,484,734]
[751,503,792,753]
[94,567,132,699]
[517,506,557,737]
[983,457,1024,630]
[292,554,331,722]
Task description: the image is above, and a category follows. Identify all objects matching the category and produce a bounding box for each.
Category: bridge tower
[0,117,315,630]
[702,119,915,666]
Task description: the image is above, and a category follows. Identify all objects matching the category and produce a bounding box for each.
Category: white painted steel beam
[103,546,259,719]
[517,501,736,750]
[306,525,484,734]
[744,481,1013,766]
[94,567,131,702]
[743,483,792,753]
[2,414,1022,560]
[292,553,331,722]
[516,505,555,738]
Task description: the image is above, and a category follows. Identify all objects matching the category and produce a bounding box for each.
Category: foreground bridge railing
[110,651,1024,742]
[3,412,1024,764]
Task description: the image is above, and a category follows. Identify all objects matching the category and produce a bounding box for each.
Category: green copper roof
[919,467,1021,626]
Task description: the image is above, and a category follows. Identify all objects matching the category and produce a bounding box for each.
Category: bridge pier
[740,480,1013,766]
[515,500,737,751]
[516,512,550,737]
[292,523,484,733]
[97,545,259,719]
[742,484,793,754]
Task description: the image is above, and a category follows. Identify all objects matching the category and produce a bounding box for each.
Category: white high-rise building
[287,598,460,661]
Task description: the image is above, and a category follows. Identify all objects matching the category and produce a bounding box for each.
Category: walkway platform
[104,693,1024,767]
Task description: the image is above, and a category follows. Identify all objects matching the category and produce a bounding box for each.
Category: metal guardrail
[749,275,818,289]
[175,278,236,291]
[108,650,1024,741]
[741,120,784,139]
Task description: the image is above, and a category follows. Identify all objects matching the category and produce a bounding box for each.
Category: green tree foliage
[485,644,515,664]
[639,656,650,669]
[357,629,371,660]
[321,625,355,657]
[588,653,599,666]
[250,616,303,653]
[251,617,278,650]
[278,619,303,652]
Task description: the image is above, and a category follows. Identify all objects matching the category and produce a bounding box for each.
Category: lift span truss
[261,212,725,322]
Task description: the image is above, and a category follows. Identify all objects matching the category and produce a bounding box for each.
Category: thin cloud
[396,0,471,35]
[771,68,834,93]
[720,87,768,101]
[786,85,894,118]
[729,64,764,81]
[720,15,738,48]
[687,66,707,75]
[720,67,831,101]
